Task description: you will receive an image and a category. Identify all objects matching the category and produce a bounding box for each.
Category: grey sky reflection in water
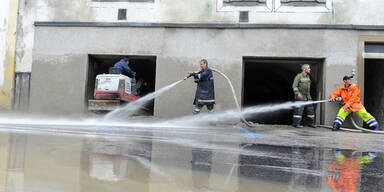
[0,131,384,192]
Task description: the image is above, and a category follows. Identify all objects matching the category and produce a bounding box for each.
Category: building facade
[1,0,384,126]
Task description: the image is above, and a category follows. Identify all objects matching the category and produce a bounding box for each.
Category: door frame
[241,56,326,125]
[357,36,384,102]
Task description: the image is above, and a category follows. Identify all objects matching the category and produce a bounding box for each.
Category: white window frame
[217,0,332,12]
[274,0,332,13]
[87,0,159,8]
[217,0,273,12]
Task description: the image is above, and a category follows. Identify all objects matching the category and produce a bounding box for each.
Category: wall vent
[239,11,249,22]
[118,9,127,20]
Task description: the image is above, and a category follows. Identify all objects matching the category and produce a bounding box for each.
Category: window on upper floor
[223,0,267,6]
[280,0,326,7]
[276,0,331,12]
[92,0,154,2]
[218,0,272,11]
[217,0,332,12]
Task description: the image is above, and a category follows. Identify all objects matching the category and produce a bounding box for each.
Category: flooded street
[2,0,384,191]
[0,123,383,192]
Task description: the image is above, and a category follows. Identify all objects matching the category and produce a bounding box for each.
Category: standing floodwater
[104,80,183,119]
[0,98,383,192]
[0,127,383,192]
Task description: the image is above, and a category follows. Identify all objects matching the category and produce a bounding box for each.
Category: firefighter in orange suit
[330,75,380,131]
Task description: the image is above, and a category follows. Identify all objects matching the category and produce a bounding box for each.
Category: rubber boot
[306,104,316,128]
[367,118,381,130]
[292,107,303,128]
[208,108,216,126]
[193,108,200,115]
[332,117,344,131]
[332,122,341,131]
[292,117,303,128]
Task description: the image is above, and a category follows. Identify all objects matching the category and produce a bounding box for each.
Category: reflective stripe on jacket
[330,83,364,112]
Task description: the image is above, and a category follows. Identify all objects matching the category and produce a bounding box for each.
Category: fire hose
[210,68,255,127]
[185,69,383,132]
[184,68,254,127]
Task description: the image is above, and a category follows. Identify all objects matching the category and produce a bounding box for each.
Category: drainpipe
[331,0,335,24]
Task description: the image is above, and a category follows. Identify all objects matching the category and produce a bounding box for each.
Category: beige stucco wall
[14,0,384,75]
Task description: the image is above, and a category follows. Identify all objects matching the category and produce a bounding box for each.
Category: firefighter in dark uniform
[292,64,316,128]
[188,59,215,115]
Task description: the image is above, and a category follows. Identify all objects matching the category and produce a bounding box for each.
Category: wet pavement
[0,123,383,192]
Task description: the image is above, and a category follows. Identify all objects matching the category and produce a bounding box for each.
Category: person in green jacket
[292,64,315,128]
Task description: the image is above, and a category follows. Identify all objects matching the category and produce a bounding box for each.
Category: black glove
[329,97,342,102]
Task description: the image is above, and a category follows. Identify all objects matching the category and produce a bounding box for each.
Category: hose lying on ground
[210,68,255,127]
[317,117,384,134]
[317,124,363,133]
[351,117,384,134]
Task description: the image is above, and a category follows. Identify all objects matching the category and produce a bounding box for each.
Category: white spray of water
[0,100,329,131]
[104,80,183,119]
[159,100,329,126]
[0,99,331,143]
[0,115,196,131]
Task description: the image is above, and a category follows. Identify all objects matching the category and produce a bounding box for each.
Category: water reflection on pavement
[0,128,383,192]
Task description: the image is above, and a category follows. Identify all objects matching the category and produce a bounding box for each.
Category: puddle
[0,128,383,192]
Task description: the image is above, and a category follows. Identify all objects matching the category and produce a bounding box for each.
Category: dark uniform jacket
[113,59,136,77]
[193,68,215,105]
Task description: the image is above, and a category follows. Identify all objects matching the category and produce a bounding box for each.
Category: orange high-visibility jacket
[330,83,364,112]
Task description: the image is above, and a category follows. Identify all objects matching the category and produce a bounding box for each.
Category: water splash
[159,100,329,126]
[0,100,331,140]
[104,80,183,119]
[0,100,328,130]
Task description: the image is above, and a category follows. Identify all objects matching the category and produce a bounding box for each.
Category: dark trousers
[293,104,315,126]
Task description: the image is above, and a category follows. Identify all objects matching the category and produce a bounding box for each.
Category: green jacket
[292,73,312,100]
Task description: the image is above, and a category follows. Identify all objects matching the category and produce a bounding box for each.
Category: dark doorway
[364,59,384,127]
[87,55,156,115]
[242,58,324,125]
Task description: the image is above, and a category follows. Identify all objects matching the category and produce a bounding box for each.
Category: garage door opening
[364,59,384,127]
[87,55,156,115]
[242,58,324,125]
